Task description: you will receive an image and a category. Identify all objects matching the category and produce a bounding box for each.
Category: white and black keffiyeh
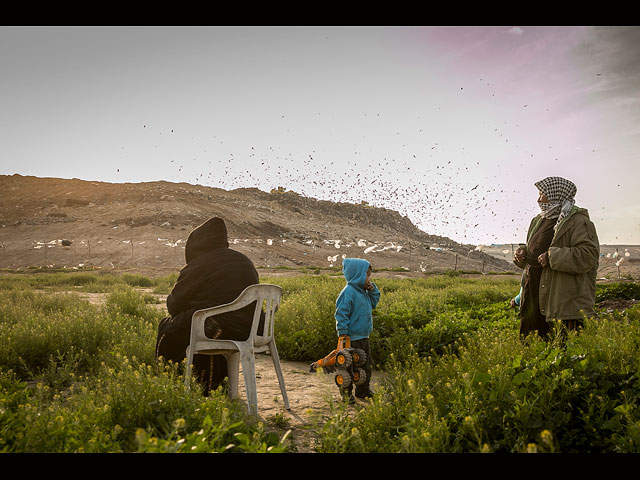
[535,176,577,230]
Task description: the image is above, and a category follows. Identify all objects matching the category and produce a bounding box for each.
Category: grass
[0,276,287,452]
[267,274,520,366]
[0,270,639,452]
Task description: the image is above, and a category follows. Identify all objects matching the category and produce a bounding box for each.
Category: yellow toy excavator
[309,335,367,388]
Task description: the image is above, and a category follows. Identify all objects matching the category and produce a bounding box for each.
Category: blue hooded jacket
[335,258,381,340]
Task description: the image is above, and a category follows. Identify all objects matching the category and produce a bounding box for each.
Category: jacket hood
[184,217,229,263]
[554,205,588,225]
[572,206,590,218]
[530,206,591,242]
[342,258,370,289]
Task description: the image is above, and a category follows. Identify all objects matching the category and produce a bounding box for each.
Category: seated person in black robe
[155,217,264,395]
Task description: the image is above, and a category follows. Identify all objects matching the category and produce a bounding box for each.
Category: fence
[1,236,634,280]
[0,235,522,275]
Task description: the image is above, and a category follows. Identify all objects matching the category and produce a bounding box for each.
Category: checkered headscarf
[535,176,577,230]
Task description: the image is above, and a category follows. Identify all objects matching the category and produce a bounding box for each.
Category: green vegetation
[0,270,178,295]
[0,271,639,452]
[270,274,519,366]
[0,274,286,453]
[595,281,640,302]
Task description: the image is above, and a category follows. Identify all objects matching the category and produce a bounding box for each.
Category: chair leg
[184,347,194,388]
[268,340,290,410]
[240,351,258,416]
[226,353,240,400]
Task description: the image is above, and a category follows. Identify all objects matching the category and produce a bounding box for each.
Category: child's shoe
[355,389,375,399]
[341,389,356,404]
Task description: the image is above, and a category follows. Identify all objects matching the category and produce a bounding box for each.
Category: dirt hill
[0,174,518,276]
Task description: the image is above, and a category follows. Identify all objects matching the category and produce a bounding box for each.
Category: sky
[1,26,639,245]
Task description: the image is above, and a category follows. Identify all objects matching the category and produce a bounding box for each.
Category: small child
[334,258,381,403]
[510,287,522,309]
[510,272,525,310]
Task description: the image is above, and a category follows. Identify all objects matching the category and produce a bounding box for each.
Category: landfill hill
[0,174,531,276]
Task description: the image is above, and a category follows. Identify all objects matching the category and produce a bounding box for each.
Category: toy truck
[309,335,367,388]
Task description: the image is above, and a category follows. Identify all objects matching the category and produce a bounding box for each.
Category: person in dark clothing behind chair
[155,217,264,395]
[513,177,599,339]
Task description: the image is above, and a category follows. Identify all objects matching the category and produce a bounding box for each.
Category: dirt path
[240,352,387,453]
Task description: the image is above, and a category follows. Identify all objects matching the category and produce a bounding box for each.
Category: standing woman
[513,177,600,338]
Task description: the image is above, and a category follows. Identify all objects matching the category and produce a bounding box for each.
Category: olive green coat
[518,206,600,321]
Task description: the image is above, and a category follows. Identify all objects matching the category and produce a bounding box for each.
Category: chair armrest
[192,303,240,321]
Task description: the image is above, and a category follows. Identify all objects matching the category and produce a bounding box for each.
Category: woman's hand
[538,252,549,268]
[513,247,526,268]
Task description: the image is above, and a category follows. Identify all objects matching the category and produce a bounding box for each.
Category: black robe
[519,216,556,338]
[155,217,264,394]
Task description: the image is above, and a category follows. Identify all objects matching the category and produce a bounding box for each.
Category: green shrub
[0,274,291,453]
[1,272,638,453]
[0,285,163,380]
[269,275,520,365]
[0,357,289,452]
[318,312,640,453]
[596,282,640,302]
[268,276,343,362]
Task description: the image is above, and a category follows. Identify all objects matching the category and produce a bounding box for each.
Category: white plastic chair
[184,284,289,416]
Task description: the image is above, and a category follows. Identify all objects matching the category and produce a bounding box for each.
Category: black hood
[184,217,229,264]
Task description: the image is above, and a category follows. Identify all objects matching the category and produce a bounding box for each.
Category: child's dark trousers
[339,337,373,398]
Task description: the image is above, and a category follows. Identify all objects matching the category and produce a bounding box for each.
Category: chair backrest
[190,284,283,348]
[250,284,282,348]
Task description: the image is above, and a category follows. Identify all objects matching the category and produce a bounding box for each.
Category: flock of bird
[115,74,612,246]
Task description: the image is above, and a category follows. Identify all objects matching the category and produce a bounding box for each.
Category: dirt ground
[243,352,387,453]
